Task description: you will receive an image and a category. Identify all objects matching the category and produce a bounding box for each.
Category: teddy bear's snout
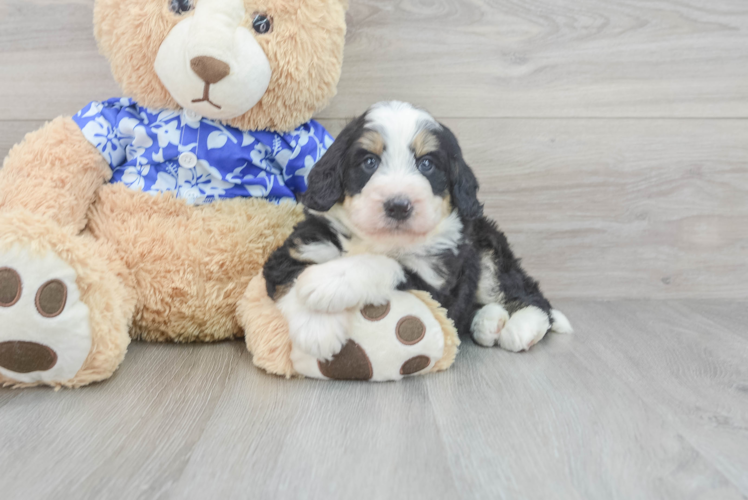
[190,56,230,85]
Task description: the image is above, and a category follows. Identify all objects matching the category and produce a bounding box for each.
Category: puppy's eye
[417,157,435,174]
[361,155,380,173]
[253,14,273,34]
[170,0,194,15]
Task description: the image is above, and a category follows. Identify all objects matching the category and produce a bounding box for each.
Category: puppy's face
[302,102,482,242]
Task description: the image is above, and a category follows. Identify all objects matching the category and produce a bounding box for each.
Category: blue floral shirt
[72,98,333,205]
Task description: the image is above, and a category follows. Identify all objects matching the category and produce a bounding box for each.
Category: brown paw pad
[0,267,22,307]
[396,316,426,345]
[318,340,373,380]
[361,302,390,321]
[400,355,430,376]
[35,279,67,318]
[0,341,57,373]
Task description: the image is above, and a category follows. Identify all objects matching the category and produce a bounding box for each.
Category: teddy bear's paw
[294,255,404,314]
[471,303,510,347]
[0,245,92,385]
[497,306,551,352]
[291,291,447,382]
[317,340,373,380]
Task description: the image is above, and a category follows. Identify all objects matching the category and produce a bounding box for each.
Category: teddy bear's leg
[240,273,461,382]
[0,212,135,388]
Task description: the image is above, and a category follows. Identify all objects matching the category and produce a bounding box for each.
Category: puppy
[263,101,572,360]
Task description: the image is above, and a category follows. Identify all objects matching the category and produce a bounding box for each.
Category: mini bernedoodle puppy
[264,101,572,360]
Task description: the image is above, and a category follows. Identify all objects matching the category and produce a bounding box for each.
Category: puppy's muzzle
[384,197,413,221]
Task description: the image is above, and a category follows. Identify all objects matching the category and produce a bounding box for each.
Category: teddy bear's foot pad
[292,290,445,382]
[317,340,373,380]
[0,246,91,384]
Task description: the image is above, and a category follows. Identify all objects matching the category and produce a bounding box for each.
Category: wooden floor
[0,301,746,499]
[1,0,747,498]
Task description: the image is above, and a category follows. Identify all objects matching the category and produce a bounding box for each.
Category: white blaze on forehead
[365,101,440,176]
[360,102,440,201]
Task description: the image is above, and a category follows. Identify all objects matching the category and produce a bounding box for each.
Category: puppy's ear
[440,124,483,220]
[301,115,363,212]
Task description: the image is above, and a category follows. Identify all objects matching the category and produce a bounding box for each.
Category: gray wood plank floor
[1,301,747,500]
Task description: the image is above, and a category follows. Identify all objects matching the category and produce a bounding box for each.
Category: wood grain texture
[0,342,240,499]
[325,0,748,119]
[560,300,748,495]
[1,301,747,499]
[2,0,748,120]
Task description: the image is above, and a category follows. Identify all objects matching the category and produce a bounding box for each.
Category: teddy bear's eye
[170,0,194,15]
[253,14,273,34]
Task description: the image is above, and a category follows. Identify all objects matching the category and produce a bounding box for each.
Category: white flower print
[120,164,151,191]
[241,132,256,147]
[151,115,181,148]
[250,143,283,175]
[227,164,273,197]
[80,101,104,119]
[80,116,125,166]
[176,160,235,204]
[119,117,154,161]
[150,170,177,193]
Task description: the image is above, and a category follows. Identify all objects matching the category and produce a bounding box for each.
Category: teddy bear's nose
[190,56,231,85]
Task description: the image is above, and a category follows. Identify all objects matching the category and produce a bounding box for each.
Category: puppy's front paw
[471,303,510,347]
[290,311,349,361]
[498,306,551,352]
[295,255,405,313]
[278,291,349,360]
[295,264,361,314]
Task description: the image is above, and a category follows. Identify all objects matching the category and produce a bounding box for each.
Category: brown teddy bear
[0,0,458,388]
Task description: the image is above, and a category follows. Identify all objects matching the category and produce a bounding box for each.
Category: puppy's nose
[384,198,413,221]
[190,56,231,84]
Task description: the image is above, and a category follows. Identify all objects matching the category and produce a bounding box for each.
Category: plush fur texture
[239,274,297,378]
[88,184,304,342]
[265,102,570,357]
[95,0,347,132]
[0,0,347,387]
[0,211,134,388]
[0,117,111,232]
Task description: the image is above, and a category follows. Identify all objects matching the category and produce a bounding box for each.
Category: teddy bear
[0,0,459,388]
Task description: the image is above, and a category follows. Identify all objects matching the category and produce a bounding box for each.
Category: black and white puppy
[264,101,571,360]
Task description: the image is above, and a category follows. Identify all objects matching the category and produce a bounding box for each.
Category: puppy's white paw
[498,306,551,352]
[550,309,573,334]
[295,255,404,313]
[471,303,510,347]
[278,291,349,361]
[288,311,349,361]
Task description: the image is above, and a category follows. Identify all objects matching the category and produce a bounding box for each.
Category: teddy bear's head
[94,0,347,132]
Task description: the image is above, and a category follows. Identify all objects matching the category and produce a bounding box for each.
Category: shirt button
[184,109,201,121]
[179,152,198,168]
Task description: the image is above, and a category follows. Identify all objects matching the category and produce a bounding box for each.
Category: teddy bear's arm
[0,117,111,232]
